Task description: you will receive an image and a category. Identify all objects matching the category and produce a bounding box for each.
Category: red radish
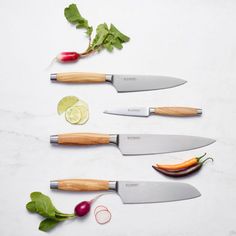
[95,209,111,224]
[57,52,80,63]
[74,194,105,217]
[74,200,91,217]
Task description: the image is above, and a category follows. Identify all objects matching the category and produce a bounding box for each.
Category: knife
[104,106,202,117]
[50,72,186,92]
[50,179,201,203]
[50,133,215,155]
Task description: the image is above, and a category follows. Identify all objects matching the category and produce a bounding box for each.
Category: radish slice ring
[95,210,111,224]
[94,205,108,215]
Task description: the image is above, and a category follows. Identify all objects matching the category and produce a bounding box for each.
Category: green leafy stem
[64,4,130,56]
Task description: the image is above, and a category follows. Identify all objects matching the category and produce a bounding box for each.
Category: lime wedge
[57,96,79,115]
[65,106,82,124]
[77,105,89,125]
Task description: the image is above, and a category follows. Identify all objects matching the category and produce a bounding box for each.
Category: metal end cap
[50,135,58,143]
[197,109,202,115]
[50,73,57,81]
[50,181,59,189]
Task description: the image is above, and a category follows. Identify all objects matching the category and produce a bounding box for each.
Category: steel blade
[111,74,186,92]
[104,107,149,117]
[118,134,215,155]
[117,181,200,204]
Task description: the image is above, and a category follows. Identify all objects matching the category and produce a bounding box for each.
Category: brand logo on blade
[125,183,139,187]
[128,109,140,112]
[123,77,136,81]
[127,136,140,140]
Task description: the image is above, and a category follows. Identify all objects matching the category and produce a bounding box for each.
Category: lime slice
[77,105,89,125]
[57,96,79,115]
[76,99,88,108]
[65,106,82,124]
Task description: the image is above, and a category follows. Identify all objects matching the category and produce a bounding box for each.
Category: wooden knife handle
[154,107,202,117]
[55,72,106,83]
[52,179,109,191]
[57,133,110,145]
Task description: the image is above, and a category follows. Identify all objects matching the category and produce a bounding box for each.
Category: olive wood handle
[51,179,109,191]
[54,72,106,83]
[57,133,110,145]
[154,107,202,117]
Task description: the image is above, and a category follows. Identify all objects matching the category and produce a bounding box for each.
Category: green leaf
[26,201,36,213]
[112,39,123,49]
[86,26,93,36]
[90,23,109,50]
[89,23,130,53]
[104,43,113,52]
[30,192,42,201]
[110,24,130,42]
[30,192,57,218]
[39,218,60,232]
[64,4,92,36]
[64,4,82,23]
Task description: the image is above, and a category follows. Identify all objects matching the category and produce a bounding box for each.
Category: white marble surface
[0,0,236,235]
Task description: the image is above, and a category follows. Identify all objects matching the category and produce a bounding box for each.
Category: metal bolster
[108,181,117,190]
[109,134,118,144]
[149,107,156,114]
[105,74,113,83]
[50,180,59,189]
[50,73,57,81]
[50,135,58,143]
[197,109,202,115]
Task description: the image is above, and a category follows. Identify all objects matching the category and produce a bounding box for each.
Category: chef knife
[50,133,215,155]
[50,179,201,203]
[50,72,186,92]
[104,106,202,117]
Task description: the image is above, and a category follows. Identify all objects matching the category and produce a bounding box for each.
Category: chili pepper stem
[200,157,214,165]
[196,153,207,161]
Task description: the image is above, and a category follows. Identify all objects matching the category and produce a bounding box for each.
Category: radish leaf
[39,218,60,232]
[26,192,75,232]
[64,4,92,36]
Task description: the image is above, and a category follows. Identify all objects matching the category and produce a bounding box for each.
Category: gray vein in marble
[0,129,46,143]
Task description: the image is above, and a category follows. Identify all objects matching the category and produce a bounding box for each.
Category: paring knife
[50,72,186,92]
[104,106,202,117]
[50,179,201,204]
[50,133,215,155]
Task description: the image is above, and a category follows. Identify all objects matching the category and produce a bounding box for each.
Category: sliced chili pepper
[156,153,207,172]
[152,157,213,177]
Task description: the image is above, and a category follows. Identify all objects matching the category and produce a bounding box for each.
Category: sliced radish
[94,205,108,215]
[95,210,111,224]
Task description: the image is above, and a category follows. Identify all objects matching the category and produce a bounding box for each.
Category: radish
[74,194,104,217]
[94,205,112,225]
[74,201,91,217]
[94,205,108,215]
[95,209,112,224]
[57,52,80,63]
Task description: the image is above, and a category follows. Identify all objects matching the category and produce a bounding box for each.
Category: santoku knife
[104,106,202,117]
[50,133,215,155]
[50,72,186,92]
[50,179,201,204]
